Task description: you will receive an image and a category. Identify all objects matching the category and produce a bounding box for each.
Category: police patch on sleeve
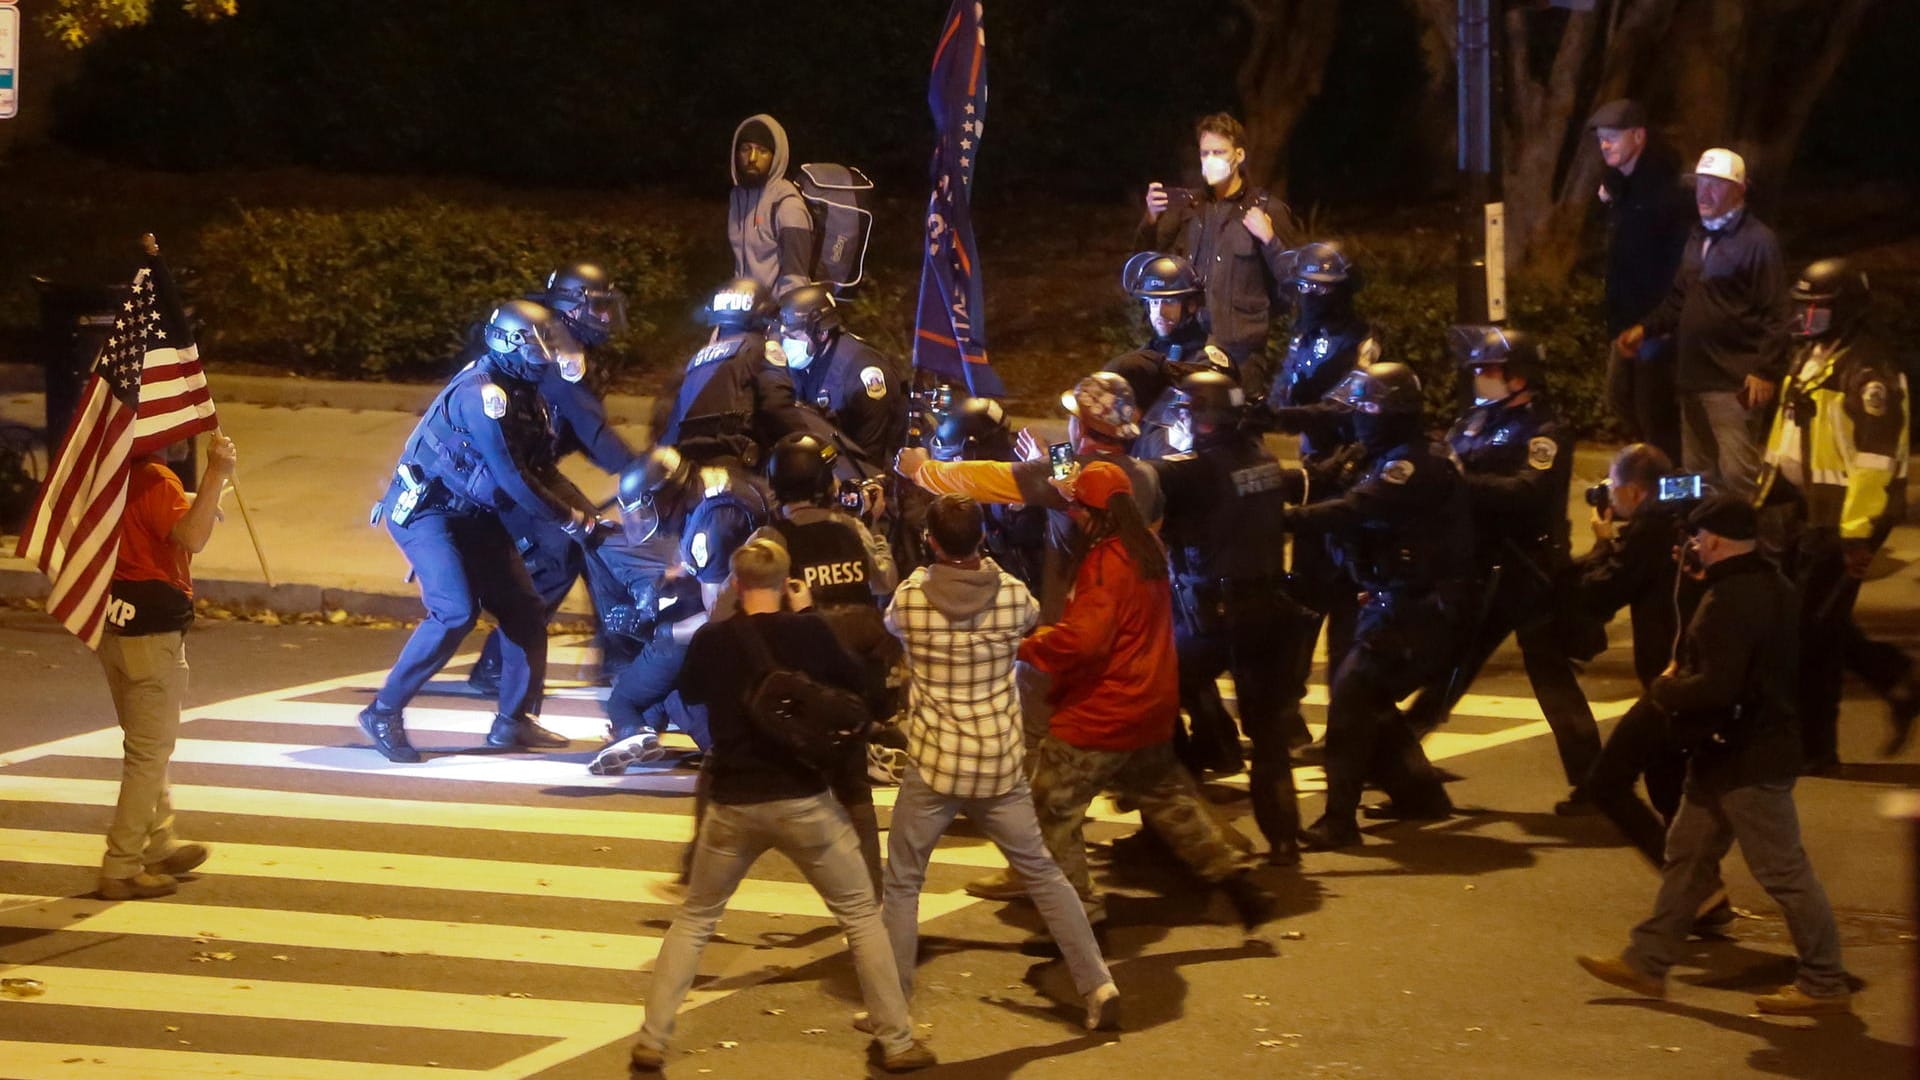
[689,531,710,569]
[861,366,889,400]
[764,339,788,368]
[1202,345,1232,371]
[1381,459,1415,485]
[480,383,509,420]
[1862,381,1889,417]
[1527,436,1558,471]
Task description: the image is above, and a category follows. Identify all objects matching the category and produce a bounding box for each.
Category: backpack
[736,616,873,769]
[796,163,875,292]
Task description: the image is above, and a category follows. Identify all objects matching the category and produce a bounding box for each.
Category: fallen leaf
[1259,1040,1287,1048]
[164,1026,180,1033]
[0,978,47,997]
[271,955,291,962]
[763,1008,786,1016]
[594,845,613,853]
[1463,884,1477,891]
[1466,1026,1483,1032]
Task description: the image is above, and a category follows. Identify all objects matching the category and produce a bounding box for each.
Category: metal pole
[1456,0,1506,326]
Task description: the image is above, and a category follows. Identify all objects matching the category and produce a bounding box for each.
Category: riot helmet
[766,431,838,504]
[1287,241,1360,327]
[1449,324,1544,403]
[777,285,842,369]
[1789,258,1870,340]
[538,263,628,347]
[1170,369,1246,449]
[616,446,691,544]
[1326,361,1425,455]
[1122,252,1203,340]
[482,300,560,373]
[704,276,776,332]
[931,397,1013,462]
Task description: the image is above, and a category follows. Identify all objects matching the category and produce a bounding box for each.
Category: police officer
[1759,258,1917,767]
[1277,363,1472,848]
[1106,252,1235,459]
[359,300,591,762]
[1401,328,1604,809]
[775,285,908,473]
[1151,370,1303,864]
[470,264,640,693]
[589,452,773,773]
[658,277,815,463]
[930,397,1045,590]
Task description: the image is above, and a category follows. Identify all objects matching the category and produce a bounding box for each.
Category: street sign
[0,5,18,121]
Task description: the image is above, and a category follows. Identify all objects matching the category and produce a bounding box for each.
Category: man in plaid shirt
[880,494,1121,1032]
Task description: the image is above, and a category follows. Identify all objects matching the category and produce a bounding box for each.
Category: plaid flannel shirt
[884,560,1038,799]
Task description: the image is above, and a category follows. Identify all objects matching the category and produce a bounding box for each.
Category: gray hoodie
[728,114,814,300]
[919,560,1006,621]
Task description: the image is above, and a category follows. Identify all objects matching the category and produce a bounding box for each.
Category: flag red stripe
[34,393,122,571]
[15,377,107,560]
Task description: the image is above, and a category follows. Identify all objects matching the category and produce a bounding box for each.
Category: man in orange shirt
[95,433,235,900]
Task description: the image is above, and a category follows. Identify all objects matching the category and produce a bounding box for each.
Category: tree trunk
[1232,0,1344,198]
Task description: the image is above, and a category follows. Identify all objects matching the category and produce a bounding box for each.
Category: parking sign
[0,5,18,121]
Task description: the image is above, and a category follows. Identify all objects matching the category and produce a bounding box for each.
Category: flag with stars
[911,0,1004,398]
[15,256,219,649]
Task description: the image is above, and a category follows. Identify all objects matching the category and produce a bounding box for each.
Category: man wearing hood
[880,494,1121,1033]
[729,114,814,301]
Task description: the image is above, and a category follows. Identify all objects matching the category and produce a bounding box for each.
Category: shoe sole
[588,741,667,775]
[1576,956,1666,999]
[1755,1000,1853,1016]
[145,847,209,877]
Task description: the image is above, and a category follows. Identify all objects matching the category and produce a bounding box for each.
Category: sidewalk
[3,364,1917,622]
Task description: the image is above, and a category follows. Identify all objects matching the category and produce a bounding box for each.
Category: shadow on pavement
[1591,997,1909,1080]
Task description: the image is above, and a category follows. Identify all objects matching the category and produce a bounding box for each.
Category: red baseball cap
[1072,460,1133,510]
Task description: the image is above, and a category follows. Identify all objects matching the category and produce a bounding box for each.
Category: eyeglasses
[1293,279,1335,296]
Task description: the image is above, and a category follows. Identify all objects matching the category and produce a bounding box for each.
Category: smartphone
[1657,473,1704,502]
[838,478,866,512]
[1048,442,1075,481]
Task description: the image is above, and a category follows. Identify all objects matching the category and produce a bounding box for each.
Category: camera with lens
[1583,479,1612,510]
[906,383,956,448]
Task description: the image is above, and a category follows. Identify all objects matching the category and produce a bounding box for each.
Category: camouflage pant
[1030,735,1253,911]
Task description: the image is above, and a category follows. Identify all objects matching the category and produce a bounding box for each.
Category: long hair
[1083,491,1168,583]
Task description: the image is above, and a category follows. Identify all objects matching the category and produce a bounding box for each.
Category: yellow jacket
[1759,340,1909,541]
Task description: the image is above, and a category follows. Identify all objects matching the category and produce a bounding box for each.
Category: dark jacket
[1598,140,1692,334]
[1648,552,1800,790]
[1571,508,1681,687]
[1642,210,1794,393]
[1140,183,1293,359]
[789,332,908,470]
[1447,397,1574,564]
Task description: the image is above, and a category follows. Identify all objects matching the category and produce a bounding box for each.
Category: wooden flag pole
[140,234,275,589]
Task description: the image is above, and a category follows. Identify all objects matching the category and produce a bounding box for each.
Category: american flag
[14,256,219,649]
[911,0,1004,398]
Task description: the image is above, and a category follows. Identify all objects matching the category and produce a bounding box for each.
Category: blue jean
[379,509,546,718]
[883,767,1111,1001]
[639,794,916,1056]
[1680,390,1767,501]
[608,637,710,750]
[1625,781,1849,997]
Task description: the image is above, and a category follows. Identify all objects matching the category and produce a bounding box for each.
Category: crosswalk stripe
[0,1042,481,1080]
[0,893,662,971]
[0,963,638,1037]
[0,828,978,921]
[0,774,1013,870]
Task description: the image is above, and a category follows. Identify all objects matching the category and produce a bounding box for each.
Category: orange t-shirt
[116,458,194,594]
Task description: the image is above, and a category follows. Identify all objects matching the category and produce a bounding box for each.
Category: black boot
[486,713,569,749]
[1218,872,1277,931]
[358,704,420,763]
[466,658,501,696]
[1298,815,1362,851]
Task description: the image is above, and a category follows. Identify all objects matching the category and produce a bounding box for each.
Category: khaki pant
[97,631,189,879]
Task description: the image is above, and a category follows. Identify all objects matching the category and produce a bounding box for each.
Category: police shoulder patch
[860,365,888,400]
[1358,336,1381,368]
[1381,459,1415,485]
[1202,345,1232,371]
[1528,436,1558,471]
[691,339,743,368]
[480,382,509,421]
[763,338,788,368]
[689,531,711,569]
[1861,380,1889,417]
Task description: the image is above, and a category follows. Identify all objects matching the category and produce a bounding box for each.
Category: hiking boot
[963,868,1028,902]
[589,730,665,774]
[98,872,178,900]
[1575,953,1666,998]
[1219,872,1277,931]
[879,1039,937,1072]
[1084,981,1122,1031]
[144,843,209,877]
[1298,816,1362,851]
[1754,984,1853,1016]
[358,704,420,763]
[486,713,569,750]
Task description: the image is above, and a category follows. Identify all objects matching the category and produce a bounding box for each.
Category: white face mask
[1472,373,1510,406]
[781,337,814,370]
[1200,155,1233,186]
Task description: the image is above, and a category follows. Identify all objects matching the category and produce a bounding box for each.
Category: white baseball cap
[1690,147,1747,186]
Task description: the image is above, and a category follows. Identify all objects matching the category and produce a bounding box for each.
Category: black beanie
[737,120,774,153]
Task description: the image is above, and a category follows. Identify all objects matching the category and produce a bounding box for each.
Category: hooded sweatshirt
[728,114,814,300]
[885,558,1039,798]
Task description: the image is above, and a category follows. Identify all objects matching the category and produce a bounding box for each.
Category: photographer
[1577,496,1852,1018]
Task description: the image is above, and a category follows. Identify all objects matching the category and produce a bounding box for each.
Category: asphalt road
[0,607,1914,1080]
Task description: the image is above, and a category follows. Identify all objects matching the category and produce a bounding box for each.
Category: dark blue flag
[912,0,1003,398]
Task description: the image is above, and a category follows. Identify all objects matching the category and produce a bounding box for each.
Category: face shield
[555,285,628,347]
[1793,301,1833,339]
[487,314,557,367]
[1325,368,1378,413]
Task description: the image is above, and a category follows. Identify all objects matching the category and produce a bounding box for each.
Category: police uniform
[1282,436,1473,838]
[1270,320,1379,455]
[372,353,594,728]
[788,332,909,471]
[660,329,812,462]
[1153,434,1304,854]
[1120,339,1237,461]
[1399,395,1604,792]
[1760,339,1914,765]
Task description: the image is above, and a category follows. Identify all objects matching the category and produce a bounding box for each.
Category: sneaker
[1084,981,1121,1031]
[1754,983,1853,1016]
[628,1041,665,1071]
[1575,953,1666,998]
[358,704,420,763]
[879,1039,937,1072]
[486,713,570,750]
[144,843,209,877]
[589,730,665,775]
[962,868,1028,902]
[98,872,178,900]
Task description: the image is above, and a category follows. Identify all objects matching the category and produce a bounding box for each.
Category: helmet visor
[1792,302,1833,338]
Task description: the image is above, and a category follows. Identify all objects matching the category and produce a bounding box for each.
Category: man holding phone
[1140,113,1296,397]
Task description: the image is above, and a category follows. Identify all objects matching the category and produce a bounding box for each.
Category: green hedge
[193,201,691,382]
